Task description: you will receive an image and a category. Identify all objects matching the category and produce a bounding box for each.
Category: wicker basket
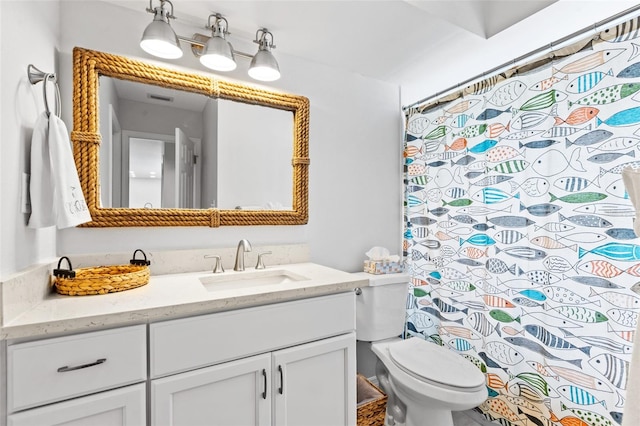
[357,374,387,426]
[53,249,151,296]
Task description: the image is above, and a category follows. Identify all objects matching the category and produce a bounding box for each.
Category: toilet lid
[389,338,484,389]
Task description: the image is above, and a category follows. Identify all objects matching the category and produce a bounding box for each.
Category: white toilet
[354,272,487,426]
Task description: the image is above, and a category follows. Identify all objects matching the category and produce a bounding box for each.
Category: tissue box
[364,260,404,274]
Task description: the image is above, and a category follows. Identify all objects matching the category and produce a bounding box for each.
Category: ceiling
[110,77,208,112]
[104,0,638,105]
[404,0,557,39]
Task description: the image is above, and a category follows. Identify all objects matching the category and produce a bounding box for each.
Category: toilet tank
[353,272,410,342]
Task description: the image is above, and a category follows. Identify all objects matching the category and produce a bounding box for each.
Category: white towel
[28,113,55,228]
[621,166,640,426]
[28,113,91,229]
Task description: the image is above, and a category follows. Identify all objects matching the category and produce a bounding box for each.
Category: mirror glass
[72,47,308,227]
[98,77,294,210]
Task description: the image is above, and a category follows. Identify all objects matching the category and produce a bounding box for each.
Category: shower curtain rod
[402,3,640,111]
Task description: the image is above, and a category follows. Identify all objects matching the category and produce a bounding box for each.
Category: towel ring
[27,64,61,117]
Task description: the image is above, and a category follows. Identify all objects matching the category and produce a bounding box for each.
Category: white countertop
[1,263,368,341]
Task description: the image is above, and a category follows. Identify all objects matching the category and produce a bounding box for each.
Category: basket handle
[53,256,76,279]
[130,249,151,266]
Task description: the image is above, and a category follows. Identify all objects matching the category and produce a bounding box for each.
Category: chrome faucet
[234,239,252,271]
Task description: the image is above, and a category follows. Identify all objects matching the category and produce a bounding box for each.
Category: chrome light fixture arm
[254,28,276,51]
[208,13,230,38]
[146,0,176,21]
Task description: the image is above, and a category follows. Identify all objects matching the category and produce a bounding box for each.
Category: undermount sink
[199,269,310,292]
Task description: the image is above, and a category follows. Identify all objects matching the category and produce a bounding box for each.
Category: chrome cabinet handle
[262,369,267,399]
[57,358,106,373]
[278,365,284,395]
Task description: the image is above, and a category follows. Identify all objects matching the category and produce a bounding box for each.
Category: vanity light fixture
[248,28,280,82]
[139,0,182,59]
[139,0,281,81]
[199,14,236,72]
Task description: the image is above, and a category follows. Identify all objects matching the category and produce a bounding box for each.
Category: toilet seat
[388,338,485,391]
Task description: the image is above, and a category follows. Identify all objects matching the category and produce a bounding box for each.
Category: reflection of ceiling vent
[147,93,174,102]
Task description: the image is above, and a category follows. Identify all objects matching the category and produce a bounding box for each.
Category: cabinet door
[152,353,271,426]
[272,333,356,426]
[7,383,145,426]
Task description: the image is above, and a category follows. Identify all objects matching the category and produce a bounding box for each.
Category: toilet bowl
[354,272,487,426]
[372,338,486,426]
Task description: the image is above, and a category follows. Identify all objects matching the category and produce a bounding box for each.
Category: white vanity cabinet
[152,334,355,426]
[1,291,357,426]
[5,325,147,426]
[150,292,356,426]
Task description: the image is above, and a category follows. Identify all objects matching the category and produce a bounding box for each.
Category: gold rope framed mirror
[71,47,309,227]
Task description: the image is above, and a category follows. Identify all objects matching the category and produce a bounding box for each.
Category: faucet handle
[255,251,272,269]
[204,254,225,273]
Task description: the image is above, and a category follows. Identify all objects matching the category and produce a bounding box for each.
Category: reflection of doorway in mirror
[128,137,163,209]
[175,127,196,208]
[121,130,200,209]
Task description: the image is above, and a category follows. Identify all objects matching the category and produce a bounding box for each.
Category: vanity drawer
[150,292,355,378]
[7,324,146,412]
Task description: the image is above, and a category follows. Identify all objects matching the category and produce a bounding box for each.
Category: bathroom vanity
[0,259,365,426]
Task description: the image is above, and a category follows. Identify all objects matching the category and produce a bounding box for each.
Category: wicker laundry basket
[53,249,151,296]
[357,374,387,426]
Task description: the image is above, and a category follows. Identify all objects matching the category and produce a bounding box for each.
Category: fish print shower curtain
[403,17,640,426]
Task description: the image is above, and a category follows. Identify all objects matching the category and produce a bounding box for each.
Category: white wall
[52,1,402,273]
[0,1,60,279]
[217,100,292,209]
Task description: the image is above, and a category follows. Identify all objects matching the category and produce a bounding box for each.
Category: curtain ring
[548,43,557,74]
[592,22,600,41]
